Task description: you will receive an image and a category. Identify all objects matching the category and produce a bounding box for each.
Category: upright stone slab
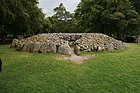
[74,45,80,55]
[32,42,42,53]
[58,44,72,55]
[40,42,56,53]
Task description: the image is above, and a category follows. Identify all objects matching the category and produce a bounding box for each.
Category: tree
[41,17,52,33]
[53,3,72,21]
[0,0,45,37]
[75,0,140,40]
[49,3,76,33]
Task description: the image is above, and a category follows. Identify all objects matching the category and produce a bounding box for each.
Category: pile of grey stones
[11,33,128,55]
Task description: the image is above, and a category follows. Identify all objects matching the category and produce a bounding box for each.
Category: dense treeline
[0,0,45,37]
[74,0,140,40]
[0,0,140,41]
[47,0,140,41]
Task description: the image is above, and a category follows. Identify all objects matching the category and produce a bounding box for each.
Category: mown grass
[0,43,140,93]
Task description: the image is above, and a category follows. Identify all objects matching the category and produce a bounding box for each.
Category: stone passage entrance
[70,46,76,55]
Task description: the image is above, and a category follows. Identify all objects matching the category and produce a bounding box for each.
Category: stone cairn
[11,33,128,55]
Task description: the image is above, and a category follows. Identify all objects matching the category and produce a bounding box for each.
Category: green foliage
[0,44,140,93]
[53,3,71,21]
[0,0,45,36]
[41,18,52,33]
[130,0,140,14]
[75,0,140,39]
[48,3,76,33]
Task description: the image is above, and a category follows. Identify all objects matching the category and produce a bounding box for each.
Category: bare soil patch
[58,46,95,64]
[63,55,95,64]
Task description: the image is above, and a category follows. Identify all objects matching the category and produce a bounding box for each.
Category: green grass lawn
[0,43,140,93]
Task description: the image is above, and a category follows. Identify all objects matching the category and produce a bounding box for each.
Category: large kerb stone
[58,44,72,55]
